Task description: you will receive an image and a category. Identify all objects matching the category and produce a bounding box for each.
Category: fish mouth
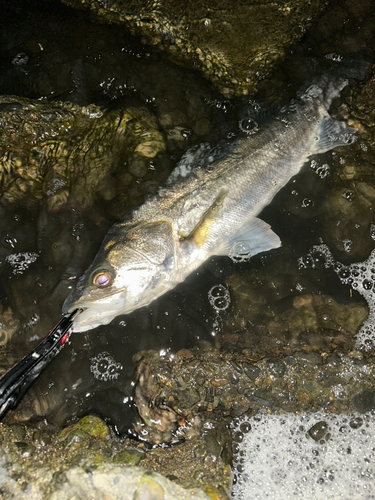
[62,287,129,332]
[68,306,119,333]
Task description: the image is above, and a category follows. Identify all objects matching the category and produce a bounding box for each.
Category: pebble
[308,421,328,441]
[58,415,109,442]
[133,477,165,500]
[10,423,26,441]
[113,449,145,466]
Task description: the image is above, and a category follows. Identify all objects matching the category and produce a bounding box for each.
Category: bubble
[299,245,335,270]
[301,198,313,209]
[211,316,223,336]
[6,252,39,275]
[233,431,244,443]
[274,140,285,151]
[90,352,123,381]
[12,52,29,66]
[208,284,231,311]
[324,53,344,62]
[349,417,363,429]
[308,421,328,441]
[342,239,353,253]
[342,189,355,202]
[239,117,259,135]
[240,421,251,434]
[4,235,17,248]
[229,241,252,263]
[338,268,351,281]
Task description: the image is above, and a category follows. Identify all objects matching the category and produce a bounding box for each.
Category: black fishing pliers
[0,308,80,420]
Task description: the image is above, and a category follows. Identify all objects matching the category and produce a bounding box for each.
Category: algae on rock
[0,96,165,210]
[61,0,327,96]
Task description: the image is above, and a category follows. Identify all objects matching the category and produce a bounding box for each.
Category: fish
[63,64,365,332]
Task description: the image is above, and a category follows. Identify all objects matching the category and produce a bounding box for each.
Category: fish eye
[93,270,113,288]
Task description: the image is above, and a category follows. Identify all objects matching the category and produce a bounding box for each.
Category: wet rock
[48,468,211,500]
[222,282,368,358]
[58,429,92,449]
[113,449,145,466]
[58,415,110,442]
[133,342,375,445]
[0,417,228,498]
[203,484,230,500]
[321,185,374,260]
[265,359,286,378]
[0,96,165,210]
[14,441,36,457]
[133,477,165,500]
[0,305,20,347]
[351,389,375,413]
[204,434,222,458]
[10,423,26,441]
[242,362,260,381]
[61,0,327,96]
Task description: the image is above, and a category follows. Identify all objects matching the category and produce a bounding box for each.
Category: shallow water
[0,0,374,453]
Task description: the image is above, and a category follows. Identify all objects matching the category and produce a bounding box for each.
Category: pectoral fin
[216,217,281,259]
[188,188,228,248]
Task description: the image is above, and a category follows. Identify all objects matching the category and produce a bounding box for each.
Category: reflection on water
[0,0,374,449]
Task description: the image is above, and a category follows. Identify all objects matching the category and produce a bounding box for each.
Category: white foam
[232,411,375,500]
[5,252,39,275]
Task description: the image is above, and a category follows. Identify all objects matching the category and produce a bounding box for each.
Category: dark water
[0,0,374,434]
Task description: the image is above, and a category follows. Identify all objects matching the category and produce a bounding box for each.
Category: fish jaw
[63,288,129,332]
[68,308,118,332]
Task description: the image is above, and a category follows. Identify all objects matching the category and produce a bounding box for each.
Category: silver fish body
[63,72,357,332]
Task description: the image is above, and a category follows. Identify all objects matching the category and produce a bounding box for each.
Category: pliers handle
[0,309,80,420]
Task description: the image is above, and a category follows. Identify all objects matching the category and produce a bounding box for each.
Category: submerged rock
[131,293,369,445]
[0,304,20,348]
[61,0,327,96]
[133,341,375,445]
[0,96,165,210]
[316,64,375,261]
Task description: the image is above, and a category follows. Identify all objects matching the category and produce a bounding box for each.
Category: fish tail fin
[298,57,371,109]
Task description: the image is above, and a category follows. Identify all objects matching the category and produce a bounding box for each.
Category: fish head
[63,220,177,332]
